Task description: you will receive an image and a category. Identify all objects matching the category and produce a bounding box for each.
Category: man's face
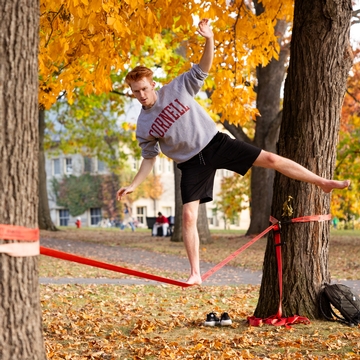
[130,77,157,109]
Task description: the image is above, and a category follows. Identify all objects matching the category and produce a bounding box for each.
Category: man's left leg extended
[253,150,350,193]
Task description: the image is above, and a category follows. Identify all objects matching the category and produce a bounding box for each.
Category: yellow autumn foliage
[40,0,294,125]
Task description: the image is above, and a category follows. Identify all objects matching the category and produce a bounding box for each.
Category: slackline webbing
[39,246,193,288]
[1,214,332,293]
[247,213,331,327]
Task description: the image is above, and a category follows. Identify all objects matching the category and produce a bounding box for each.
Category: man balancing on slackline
[116,18,350,285]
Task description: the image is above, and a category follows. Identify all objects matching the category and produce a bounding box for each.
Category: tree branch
[44,5,64,48]
[222,121,253,144]
[346,89,360,103]
[264,109,282,149]
[111,90,132,98]
[352,8,360,25]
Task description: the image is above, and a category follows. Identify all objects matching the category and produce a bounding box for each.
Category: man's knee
[254,150,280,169]
[183,204,199,226]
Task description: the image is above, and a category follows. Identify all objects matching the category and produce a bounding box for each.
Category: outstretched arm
[198,19,214,73]
[117,157,156,200]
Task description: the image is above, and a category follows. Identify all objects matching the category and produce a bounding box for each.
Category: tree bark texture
[246,1,290,235]
[197,203,212,244]
[224,16,289,235]
[171,163,183,242]
[38,109,57,230]
[0,0,46,359]
[255,0,353,319]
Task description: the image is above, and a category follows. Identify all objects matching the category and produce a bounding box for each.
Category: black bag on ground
[319,283,360,327]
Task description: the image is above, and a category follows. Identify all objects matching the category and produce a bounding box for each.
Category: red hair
[125,66,153,86]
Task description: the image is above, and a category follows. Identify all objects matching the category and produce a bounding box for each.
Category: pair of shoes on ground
[204,312,232,326]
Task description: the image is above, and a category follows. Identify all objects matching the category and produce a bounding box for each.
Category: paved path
[40,238,360,295]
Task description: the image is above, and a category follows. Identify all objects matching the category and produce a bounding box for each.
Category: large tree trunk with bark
[38,109,58,230]
[197,203,212,244]
[255,0,353,319]
[247,46,288,234]
[171,163,183,242]
[247,1,289,234]
[0,1,46,359]
[171,164,211,244]
[247,1,290,235]
[223,14,289,235]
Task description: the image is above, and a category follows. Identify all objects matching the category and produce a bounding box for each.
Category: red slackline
[39,221,277,288]
[39,246,193,288]
[247,214,331,327]
[0,224,39,241]
[2,214,332,301]
[201,221,277,282]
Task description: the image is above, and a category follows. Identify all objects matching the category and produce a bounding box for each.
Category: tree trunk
[246,3,290,235]
[0,1,47,359]
[171,163,211,244]
[197,203,212,244]
[246,57,285,234]
[255,0,353,319]
[171,163,183,242]
[222,17,289,235]
[38,109,58,230]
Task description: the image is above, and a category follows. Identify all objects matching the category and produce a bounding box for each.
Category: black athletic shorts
[177,132,262,204]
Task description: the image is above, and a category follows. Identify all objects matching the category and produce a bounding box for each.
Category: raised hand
[198,19,214,39]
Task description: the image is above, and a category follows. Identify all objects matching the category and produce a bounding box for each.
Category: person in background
[332,216,339,229]
[120,203,135,232]
[152,212,169,237]
[75,217,81,228]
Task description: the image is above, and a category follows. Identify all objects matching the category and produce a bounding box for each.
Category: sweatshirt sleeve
[137,134,160,159]
[181,64,208,96]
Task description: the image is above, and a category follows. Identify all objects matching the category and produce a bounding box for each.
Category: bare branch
[111,90,132,98]
[352,8,360,25]
[264,109,282,148]
[222,120,253,144]
[44,5,64,48]
[346,89,360,103]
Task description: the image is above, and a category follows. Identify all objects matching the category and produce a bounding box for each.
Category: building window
[90,208,102,225]
[53,159,61,175]
[157,158,162,173]
[136,206,146,225]
[84,157,92,173]
[59,209,69,226]
[97,159,105,172]
[65,158,73,175]
[230,214,240,226]
[162,207,172,217]
[130,156,138,172]
[210,208,218,226]
[166,158,172,173]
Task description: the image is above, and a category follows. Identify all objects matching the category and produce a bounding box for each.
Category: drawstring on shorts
[199,151,206,165]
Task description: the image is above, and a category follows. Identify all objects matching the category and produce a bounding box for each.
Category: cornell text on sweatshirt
[136,64,218,164]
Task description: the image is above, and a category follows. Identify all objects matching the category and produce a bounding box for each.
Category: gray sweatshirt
[136,64,218,164]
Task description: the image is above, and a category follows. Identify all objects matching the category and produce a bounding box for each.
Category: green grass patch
[331,229,360,237]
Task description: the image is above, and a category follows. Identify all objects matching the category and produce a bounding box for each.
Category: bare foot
[320,180,351,193]
[185,274,202,285]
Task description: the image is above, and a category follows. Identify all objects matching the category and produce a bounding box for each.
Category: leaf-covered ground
[41,284,360,359]
[40,228,360,359]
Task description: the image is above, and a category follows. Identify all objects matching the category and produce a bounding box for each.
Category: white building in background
[46,153,106,227]
[45,153,250,230]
